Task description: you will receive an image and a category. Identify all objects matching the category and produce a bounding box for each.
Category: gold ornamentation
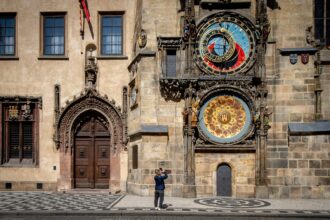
[9,105,19,120]
[203,96,246,138]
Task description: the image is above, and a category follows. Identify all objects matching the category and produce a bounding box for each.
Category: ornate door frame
[54,89,125,193]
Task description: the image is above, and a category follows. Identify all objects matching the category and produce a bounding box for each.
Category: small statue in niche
[263,106,272,132]
[182,107,189,125]
[85,48,98,89]
[191,100,199,127]
[305,26,315,46]
[138,29,147,48]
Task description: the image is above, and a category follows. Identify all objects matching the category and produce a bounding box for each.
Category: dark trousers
[154,190,164,208]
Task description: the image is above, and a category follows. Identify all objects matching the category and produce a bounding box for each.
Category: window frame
[314,0,330,49]
[0,12,17,58]
[165,49,177,77]
[40,12,68,59]
[98,11,126,58]
[0,99,40,167]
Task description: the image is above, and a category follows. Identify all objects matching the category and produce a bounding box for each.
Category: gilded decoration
[198,94,252,144]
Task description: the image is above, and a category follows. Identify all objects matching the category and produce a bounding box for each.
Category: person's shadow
[161,204,172,209]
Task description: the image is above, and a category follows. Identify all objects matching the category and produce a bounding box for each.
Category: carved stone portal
[54,89,124,193]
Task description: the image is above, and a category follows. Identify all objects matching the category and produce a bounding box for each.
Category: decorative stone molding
[200,1,251,10]
[122,86,128,146]
[54,88,124,151]
[157,37,183,50]
[159,76,257,101]
[0,96,42,110]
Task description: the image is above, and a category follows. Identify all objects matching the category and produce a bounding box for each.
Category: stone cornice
[278,47,318,55]
[288,121,330,135]
[128,124,168,139]
[127,49,156,72]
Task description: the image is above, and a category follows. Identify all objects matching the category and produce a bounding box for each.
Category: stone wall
[265,0,330,198]
[0,0,134,192]
[126,0,186,197]
[320,51,330,119]
[195,153,256,198]
[268,135,330,199]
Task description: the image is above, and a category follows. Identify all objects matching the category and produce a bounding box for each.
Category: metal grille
[22,122,33,158]
[9,122,19,158]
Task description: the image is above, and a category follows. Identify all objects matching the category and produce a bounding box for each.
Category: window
[315,0,330,49]
[0,13,16,56]
[166,50,177,77]
[132,145,138,169]
[0,98,40,165]
[42,13,65,55]
[100,14,123,55]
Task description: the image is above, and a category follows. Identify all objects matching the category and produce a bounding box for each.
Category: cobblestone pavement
[1,192,330,218]
[0,192,122,211]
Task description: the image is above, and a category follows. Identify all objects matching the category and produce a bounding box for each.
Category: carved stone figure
[191,100,199,127]
[85,48,98,89]
[138,29,147,48]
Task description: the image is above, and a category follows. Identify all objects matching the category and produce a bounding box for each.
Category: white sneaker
[155,207,160,210]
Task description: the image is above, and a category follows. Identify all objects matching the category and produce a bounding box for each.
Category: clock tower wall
[127,0,186,197]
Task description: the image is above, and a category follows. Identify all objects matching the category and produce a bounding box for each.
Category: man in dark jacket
[154,168,168,210]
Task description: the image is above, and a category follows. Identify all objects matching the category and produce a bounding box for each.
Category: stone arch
[55,89,125,192]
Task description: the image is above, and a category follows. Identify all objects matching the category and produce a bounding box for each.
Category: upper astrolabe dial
[196,14,256,75]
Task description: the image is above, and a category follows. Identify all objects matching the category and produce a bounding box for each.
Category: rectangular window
[132,145,138,169]
[315,0,330,48]
[166,50,177,77]
[100,14,123,55]
[0,13,16,56]
[42,13,65,55]
[1,100,39,165]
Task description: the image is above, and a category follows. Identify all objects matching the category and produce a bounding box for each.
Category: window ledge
[38,56,69,60]
[0,56,19,60]
[97,55,128,60]
[1,160,37,168]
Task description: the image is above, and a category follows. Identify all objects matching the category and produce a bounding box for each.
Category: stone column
[183,84,196,198]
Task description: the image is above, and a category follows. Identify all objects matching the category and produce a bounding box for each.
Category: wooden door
[74,116,110,189]
[217,164,232,196]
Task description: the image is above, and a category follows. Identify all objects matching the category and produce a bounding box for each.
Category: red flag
[80,0,91,22]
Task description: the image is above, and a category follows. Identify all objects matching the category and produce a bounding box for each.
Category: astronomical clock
[194,12,258,145]
[195,12,257,75]
[198,92,253,144]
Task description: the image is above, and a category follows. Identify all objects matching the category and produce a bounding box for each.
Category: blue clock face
[196,14,256,75]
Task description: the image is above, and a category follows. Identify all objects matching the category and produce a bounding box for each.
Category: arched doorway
[217,164,232,196]
[55,89,126,192]
[74,111,110,189]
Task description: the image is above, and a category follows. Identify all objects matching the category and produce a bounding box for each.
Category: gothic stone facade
[0,0,330,199]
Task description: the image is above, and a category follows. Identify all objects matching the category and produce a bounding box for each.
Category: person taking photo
[154,168,168,210]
